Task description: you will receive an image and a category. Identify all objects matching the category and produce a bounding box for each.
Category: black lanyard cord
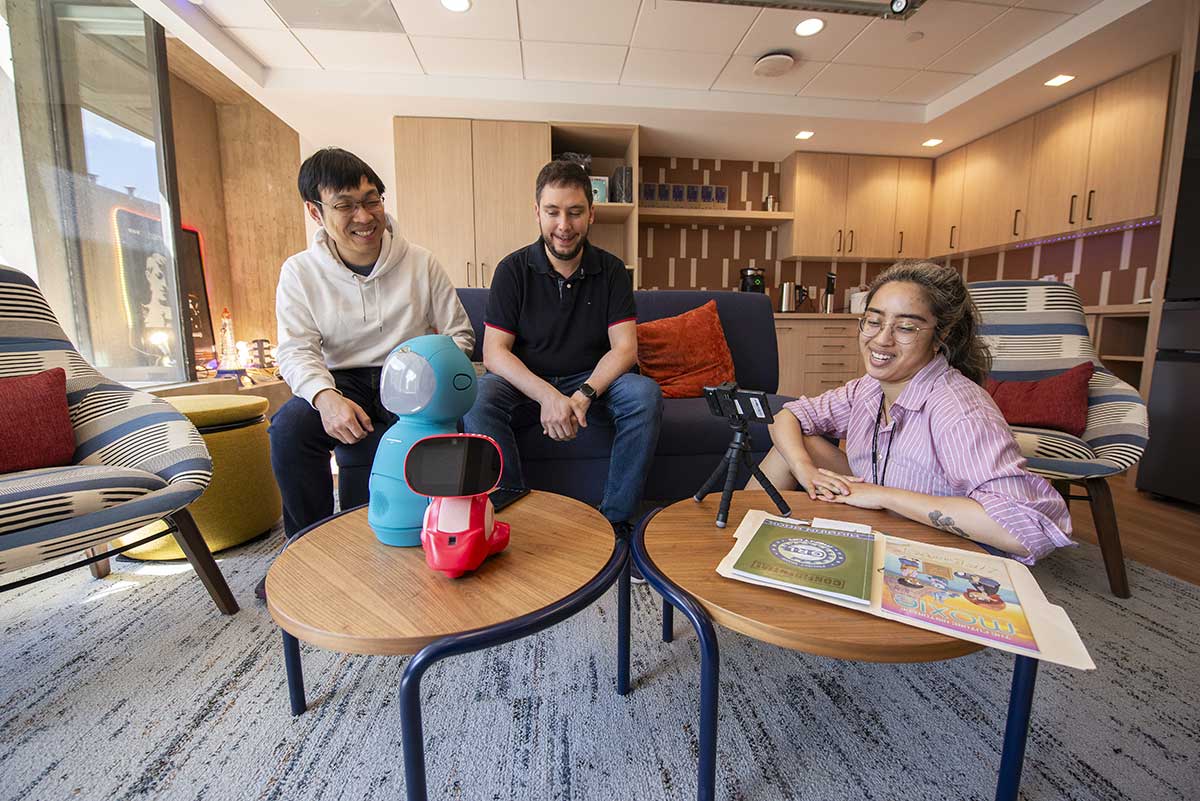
[871,394,895,487]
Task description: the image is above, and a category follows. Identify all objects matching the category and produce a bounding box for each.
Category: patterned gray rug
[1,531,1197,801]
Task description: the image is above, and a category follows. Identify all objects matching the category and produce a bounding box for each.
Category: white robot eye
[380,349,437,414]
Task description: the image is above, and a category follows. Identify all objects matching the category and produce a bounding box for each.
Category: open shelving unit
[1085,304,1151,388]
[638,208,791,228]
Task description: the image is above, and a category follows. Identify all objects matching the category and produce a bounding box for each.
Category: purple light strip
[1011,218,1160,250]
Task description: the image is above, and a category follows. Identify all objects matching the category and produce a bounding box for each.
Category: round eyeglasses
[858,315,931,345]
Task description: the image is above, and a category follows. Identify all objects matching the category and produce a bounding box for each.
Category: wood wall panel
[216,103,306,342]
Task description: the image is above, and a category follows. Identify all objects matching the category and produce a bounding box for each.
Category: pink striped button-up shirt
[782,355,1072,564]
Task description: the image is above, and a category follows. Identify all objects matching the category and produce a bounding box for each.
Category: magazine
[718,510,1094,670]
[730,518,874,605]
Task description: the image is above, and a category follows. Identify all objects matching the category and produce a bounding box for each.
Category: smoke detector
[753,52,796,78]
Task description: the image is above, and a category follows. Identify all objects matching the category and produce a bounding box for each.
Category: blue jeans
[463,370,662,525]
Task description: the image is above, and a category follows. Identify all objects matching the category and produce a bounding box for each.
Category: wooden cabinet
[894,157,931,258]
[394,117,549,288]
[781,153,848,258]
[1026,90,1095,239]
[928,147,965,257]
[775,315,864,398]
[844,156,898,259]
[960,118,1034,252]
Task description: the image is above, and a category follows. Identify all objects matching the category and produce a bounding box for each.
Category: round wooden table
[629,491,1039,801]
[267,491,629,801]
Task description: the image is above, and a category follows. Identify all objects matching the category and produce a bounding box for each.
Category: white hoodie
[275,215,474,405]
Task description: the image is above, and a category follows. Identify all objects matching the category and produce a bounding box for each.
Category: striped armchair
[969,280,1149,598]
[0,266,236,613]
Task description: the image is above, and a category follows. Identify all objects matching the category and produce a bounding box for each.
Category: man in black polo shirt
[464,160,662,531]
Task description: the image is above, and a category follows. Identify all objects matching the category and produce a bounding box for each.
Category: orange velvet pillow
[636,300,735,398]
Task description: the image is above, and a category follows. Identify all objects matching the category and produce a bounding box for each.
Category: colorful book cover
[731,518,874,605]
[879,538,1040,654]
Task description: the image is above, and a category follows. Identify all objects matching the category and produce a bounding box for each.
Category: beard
[542,230,587,262]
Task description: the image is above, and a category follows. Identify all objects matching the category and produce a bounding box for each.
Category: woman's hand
[797,466,862,501]
[823,480,893,511]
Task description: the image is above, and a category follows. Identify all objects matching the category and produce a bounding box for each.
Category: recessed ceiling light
[922,138,943,147]
[1045,74,1075,87]
[795,131,815,140]
[441,0,471,11]
[794,18,825,37]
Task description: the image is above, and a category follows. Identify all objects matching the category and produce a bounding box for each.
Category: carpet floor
[1,530,1197,801]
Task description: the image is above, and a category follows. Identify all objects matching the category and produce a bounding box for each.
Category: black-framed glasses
[314,195,385,216]
[858,315,931,345]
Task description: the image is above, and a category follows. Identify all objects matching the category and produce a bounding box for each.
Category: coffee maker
[739,267,766,293]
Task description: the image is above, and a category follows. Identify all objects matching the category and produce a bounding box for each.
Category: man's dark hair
[535,160,592,207]
[297,147,385,205]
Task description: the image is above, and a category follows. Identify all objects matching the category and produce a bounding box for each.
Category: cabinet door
[775,321,806,398]
[960,118,1033,251]
[471,120,551,286]
[791,153,849,257]
[928,148,965,257]
[1026,90,1094,239]
[393,117,476,287]
[1086,56,1173,227]
[844,156,898,259]
[894,158,931,258]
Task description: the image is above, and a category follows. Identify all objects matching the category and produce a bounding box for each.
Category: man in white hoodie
[269,148,473,545]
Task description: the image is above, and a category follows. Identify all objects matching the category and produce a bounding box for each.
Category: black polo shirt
[485,239,636,377]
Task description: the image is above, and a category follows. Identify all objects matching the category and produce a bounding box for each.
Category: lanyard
[871,394,895,487]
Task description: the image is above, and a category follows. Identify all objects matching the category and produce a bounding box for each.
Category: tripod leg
[748,459,791,518]
[694,453,733,503]
[715,447,742,528]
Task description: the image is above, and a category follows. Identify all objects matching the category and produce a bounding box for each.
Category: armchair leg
[86,545,111,579]
[1085,477,1130,599]
[170,509,239,614]
[1052,480,1071,505]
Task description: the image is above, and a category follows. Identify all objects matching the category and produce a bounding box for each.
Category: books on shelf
[718,510,1094,670]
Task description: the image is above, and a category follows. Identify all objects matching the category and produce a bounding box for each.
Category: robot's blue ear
[404,434,502,498]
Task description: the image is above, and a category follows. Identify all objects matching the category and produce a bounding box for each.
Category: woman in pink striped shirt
[750,260,1071,564]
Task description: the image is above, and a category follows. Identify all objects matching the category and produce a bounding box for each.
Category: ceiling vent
[676,0,924,21]
[753,52,796,77]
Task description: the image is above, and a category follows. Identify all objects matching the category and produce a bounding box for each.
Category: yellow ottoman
[123,394,282,560]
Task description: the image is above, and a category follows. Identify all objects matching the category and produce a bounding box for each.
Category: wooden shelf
[1085,304,1152,315]
[639,208,792,227]
[592,202,634,223]
[1100,354,1145,362]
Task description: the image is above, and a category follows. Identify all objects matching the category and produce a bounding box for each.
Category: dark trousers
[268,368,396,537]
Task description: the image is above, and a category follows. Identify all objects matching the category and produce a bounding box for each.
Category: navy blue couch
[456,289,795,505]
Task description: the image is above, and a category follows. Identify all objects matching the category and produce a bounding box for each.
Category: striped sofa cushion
[0,465,167,536]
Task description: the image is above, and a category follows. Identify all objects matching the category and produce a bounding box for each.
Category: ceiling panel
[736,9,872,62]
[885,69,972,103]
[201,0,284,30]
[620,48,729,90]
[931,8,1071,74]
[835,0,1007,70]
[711,56,825,95]
[225,28,320,69]
[517,0,640,46]
[522,41,627,84]
[390,0,519,40]
[1018,0,1100,11]
[292,30,422,72]
[268,0,403,32]
[631,0,759,53]
[800,63,918,101]
[410,36,523,79]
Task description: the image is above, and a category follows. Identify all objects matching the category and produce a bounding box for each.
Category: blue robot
[368,335,478,546]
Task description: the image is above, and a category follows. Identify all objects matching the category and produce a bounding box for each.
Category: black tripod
[693,417,791,528]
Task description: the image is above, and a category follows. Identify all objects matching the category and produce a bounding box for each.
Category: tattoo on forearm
[929,510,971,539]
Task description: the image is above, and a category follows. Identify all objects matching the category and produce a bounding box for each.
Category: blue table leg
[995,654,1039,801]
[662,597,674,643]
[398,539,629,801]
[633,523,719,801]
[282,631,306,716]
[618,553,631,696]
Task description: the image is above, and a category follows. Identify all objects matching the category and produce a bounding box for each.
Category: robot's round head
[380,334,477,423]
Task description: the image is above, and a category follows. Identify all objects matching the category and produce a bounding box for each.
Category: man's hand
[540,392,579,442]
[568,391,591,430]
[314,389,374,445]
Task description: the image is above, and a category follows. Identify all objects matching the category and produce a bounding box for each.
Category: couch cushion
[985,361,1093,437]
[0,368,76,474]
[0,465,167,536]
[637,300,735,398]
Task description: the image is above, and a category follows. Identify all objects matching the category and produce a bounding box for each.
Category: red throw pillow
[984,362,1094,437]
[637,300,736,399]
[0,368,76,473]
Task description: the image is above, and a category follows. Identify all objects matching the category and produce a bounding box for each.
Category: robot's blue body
[368,335,478,546]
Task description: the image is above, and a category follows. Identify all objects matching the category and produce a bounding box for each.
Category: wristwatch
[578,382,597,400]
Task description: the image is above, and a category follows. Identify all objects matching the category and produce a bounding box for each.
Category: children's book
[718,510,1094,670]
[730,517,874,605]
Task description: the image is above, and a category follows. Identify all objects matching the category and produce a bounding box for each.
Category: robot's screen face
[406,435,502,497]
[380,350,437,414]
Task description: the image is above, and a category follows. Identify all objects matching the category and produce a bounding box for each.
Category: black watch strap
[578,382,597,400]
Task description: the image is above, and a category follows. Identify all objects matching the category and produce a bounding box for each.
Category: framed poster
[178,225,215,370]
[115,207,180,368]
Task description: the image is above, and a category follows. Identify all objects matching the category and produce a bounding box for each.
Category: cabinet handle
[949,225,957,250]
[466,261,473,287]
[1086,189,1095,221]
[836,229,843,253]
[847,229,855,254]
[820,362,841,366]
[481,262,490,286]
[1012,209,1021,237]
[1068,194,1078,225]
[897,230,904,254]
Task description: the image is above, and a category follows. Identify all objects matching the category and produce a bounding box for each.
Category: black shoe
[254,573,267,602]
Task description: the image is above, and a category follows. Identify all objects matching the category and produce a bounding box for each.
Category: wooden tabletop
[643,491,988,663]
[267,492,614,656]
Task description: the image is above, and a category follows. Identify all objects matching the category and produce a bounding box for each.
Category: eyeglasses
[858,315,931,345]
[314,195,385,217]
